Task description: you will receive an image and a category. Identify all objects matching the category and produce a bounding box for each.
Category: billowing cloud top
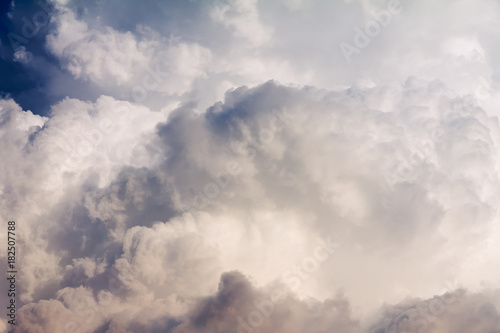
[1,0,500,332]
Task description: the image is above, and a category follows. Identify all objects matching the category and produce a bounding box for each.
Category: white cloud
[46,8,211,99]
[209,0,273,48]
[4,75,500,331]
[2,0,500,331]
[46,9,151,85]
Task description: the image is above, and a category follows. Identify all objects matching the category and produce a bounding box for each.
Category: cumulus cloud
[4,77,500,331]
[46,7,211,97]
[367,289,500,333]
[46,8,150,85]
[1,0,500,332]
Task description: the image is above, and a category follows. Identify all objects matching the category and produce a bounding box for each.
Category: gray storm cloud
[1,0,500,332]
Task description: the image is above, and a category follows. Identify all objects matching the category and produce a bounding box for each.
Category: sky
[1,0,500,332]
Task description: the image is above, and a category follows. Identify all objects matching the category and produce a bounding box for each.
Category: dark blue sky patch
[0,0,61,115]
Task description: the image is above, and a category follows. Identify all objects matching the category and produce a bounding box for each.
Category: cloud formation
[1,0,500,332]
